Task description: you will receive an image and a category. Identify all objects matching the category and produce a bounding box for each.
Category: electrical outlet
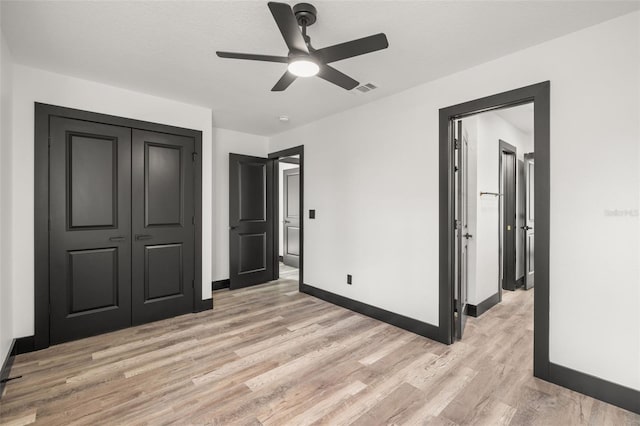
[347,274,352,285]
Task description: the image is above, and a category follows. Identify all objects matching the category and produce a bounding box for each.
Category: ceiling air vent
[355,83,378,93]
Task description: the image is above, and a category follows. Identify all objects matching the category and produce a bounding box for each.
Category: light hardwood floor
[1,277,638,425]
[278,262,299,280]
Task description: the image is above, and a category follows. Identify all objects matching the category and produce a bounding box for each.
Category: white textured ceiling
[2,1,638,136]
[496,103,534,134]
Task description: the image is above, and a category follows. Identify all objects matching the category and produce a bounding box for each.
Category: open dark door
[523,153,535,289]
[282,167,300,268]
[229,153,274,289]
[455,120,470,340]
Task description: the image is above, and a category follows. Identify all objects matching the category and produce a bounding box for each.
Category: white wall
[0,18,14,363]
[279,161,299,258]
[212,128,268,281]
[472,111,533,305]
[10,65,214,338]
[269,11,640,390]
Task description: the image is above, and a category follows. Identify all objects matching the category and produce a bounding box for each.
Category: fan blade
[268,2,309,54]
[216,51,289,63]
[317,65,359,90]
[272,71,297,91]
[315,33,388,63]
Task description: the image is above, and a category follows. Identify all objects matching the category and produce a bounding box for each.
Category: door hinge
[192,279,195,288]
[192,216,195,225]
[454,139,460,150]
[192,152,198,162]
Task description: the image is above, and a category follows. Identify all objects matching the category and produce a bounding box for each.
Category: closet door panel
[49,117,132,344]
[131,130,195,324]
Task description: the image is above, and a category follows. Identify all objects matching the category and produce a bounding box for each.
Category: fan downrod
[293,3,317,27]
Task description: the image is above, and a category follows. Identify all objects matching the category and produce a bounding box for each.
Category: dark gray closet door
[131,130,195,324]
[283,167,300,268]
[49,117,132,344]
[229,153,274,289]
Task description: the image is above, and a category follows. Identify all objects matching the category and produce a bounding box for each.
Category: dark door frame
[268,145,304,290]
[438,82,550,380]
[498,139,518,293]
[34,103,208,351]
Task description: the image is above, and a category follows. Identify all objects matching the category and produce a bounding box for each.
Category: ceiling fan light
[288,59,319,77]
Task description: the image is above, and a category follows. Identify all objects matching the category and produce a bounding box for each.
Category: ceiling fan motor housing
[293,3,317,27]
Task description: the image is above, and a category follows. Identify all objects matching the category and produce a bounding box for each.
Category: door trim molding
[268,146,304,290]
[438,82,550,379]
[34,103,207,351]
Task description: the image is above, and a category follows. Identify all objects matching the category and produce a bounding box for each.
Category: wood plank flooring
[1,276,638,425]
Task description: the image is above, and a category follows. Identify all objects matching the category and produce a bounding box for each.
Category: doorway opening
[452,105,539,338]
[270,146,304,289]
[277,155,301,283]
[453,103,535,330]
[439,82,549,381]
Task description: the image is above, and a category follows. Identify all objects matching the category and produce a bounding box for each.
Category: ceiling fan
[216,2,389,92]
